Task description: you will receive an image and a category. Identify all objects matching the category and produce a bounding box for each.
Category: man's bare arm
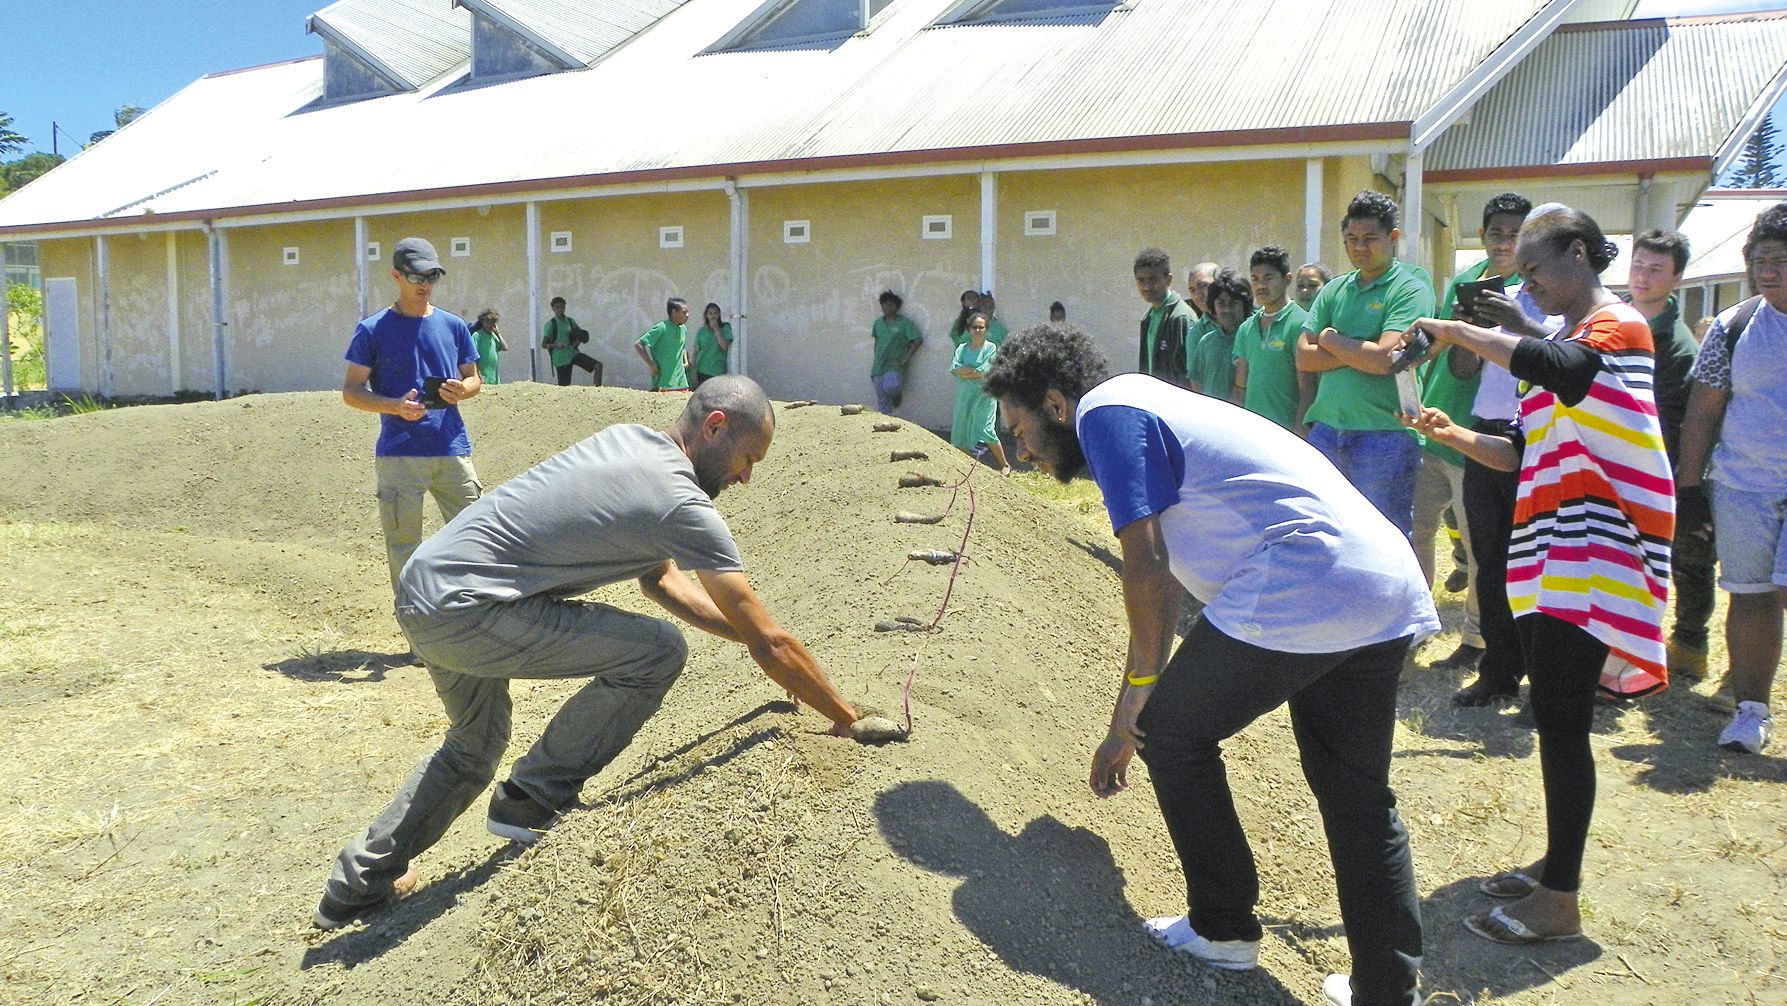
[342,362,426,420]
[1314,327,1405,376]
[1296,330,1348,373]
[697,569,859,727]
[639,561,744,642]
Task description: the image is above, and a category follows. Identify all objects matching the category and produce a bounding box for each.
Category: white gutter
[166,233,181,395]
[355,216,369,320]
[979,172,997,298]
[726,181,749,377]
[205,222,229,399]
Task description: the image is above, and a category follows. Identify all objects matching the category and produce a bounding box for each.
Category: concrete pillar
[1403,149,1425,274]
[355,216,369,321]
[1304,158,1325,266]
[525,200,540,383]
[166,232,181,395]
[979,171,998,295]
[96,234,112,397]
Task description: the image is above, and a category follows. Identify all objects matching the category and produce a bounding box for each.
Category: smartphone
[420,376,449,409]
[1453,276,1503,322]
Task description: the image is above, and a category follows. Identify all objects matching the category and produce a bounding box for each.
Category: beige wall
[537,192,731,388]
[366,205,532,383]
[745,176,980,430]
[224,220,357,393]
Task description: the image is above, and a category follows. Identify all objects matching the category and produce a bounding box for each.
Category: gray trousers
[325,595,688,905]
[375,455,482,593]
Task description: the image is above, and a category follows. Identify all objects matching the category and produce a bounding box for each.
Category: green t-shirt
[986,317,1010,346]
[1182,313,1217,374]
[639,320,689,390]
[1421,260,1507,465]
[471,328,501,386]
[871,315,921,377]
[694,323,732,378]
[1187,324,1238,400]
[1303,259,1437,433]
[542,315,580,368]
[1233,301,1309,430]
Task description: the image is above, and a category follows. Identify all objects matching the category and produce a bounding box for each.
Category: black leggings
[1516,613,1608,893]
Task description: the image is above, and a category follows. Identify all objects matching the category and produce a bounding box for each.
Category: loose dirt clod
[872,422,901,432]
[889,449,928,461]
[893,511,945,525]
[849,716,907,744]
[783,400,817,409]
[908,550,962,565]
[874,618,930,633]
[899,474,945,488]
[839,404,865,415]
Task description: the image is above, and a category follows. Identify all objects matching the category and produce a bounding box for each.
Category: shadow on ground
[300,847,516,970]
[264,648,418,684]
[875,780,1300,1005]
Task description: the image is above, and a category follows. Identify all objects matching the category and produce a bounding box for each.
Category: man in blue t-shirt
[342,237,484,592]
[984,324,1436,1006]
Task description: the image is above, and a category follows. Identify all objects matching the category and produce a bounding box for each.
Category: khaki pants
[375,455,481,592]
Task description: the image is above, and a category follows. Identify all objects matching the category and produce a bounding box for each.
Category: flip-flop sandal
[1479,870,1538,899]
[1463,906,1583,945]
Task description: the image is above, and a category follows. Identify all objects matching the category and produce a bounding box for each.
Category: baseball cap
[392,237,445,276]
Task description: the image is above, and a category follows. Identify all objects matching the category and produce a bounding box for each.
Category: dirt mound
[1,384,1781,1006]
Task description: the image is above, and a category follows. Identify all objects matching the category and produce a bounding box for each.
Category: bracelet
[1125,674,1159,687]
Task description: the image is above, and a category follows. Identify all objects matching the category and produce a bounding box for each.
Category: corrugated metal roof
[1428,13,1787,173]
[1,0,1588,231]
[310,0,471,89]
[1602,192,1786,287]
[465,0,693,66]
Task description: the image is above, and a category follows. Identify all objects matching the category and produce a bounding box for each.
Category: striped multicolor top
[1508,303,1675,696]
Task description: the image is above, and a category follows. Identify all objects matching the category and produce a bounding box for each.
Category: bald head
[679,374,773,434]
[1187,261,1221,314]
[671,375,775,498]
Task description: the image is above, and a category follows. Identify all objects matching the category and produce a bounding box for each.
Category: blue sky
[2,0,1783,163]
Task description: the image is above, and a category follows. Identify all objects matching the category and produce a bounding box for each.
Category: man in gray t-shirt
[316,376,870,929]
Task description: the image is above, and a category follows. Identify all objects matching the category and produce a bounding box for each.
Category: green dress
[950,340,999,450]
[694,323,731,378]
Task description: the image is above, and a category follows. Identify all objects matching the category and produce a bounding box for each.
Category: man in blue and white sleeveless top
[984,324,1438,1006]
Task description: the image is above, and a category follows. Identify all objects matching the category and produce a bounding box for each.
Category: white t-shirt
[1077,374,1440,654]
[1691,298,1787,493]
[1471,285,1554,422]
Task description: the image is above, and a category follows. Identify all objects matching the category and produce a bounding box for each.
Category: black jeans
[554,353,602,387]
[1134,618,1421,1006]
[1463,418,1524,691]
[1515,614,1607,892]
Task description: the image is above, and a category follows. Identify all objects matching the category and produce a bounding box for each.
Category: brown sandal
[1478,869,1538,899]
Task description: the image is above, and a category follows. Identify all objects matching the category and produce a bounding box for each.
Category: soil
[0,383,1781,1006]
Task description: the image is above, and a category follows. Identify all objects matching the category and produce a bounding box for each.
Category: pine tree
[0,112,25,158]
[1730,117,1783,189]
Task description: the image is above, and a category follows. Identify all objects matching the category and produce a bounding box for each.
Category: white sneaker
[1143,915,1259,970]
[1719,701,1774,754]
[1322,973,1353,1005]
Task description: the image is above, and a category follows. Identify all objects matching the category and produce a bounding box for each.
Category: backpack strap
[1722,295,1764,359]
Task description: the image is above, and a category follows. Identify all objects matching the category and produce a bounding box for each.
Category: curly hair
[1482,192,1533,227]
[982,324,1109,409]
[1344,190,1399,232]
[1743,202,1787,262]
[1249,246,1291,276]
[878,289,903,309]
[1523,203,1619,273]
[1134,247,1170,274]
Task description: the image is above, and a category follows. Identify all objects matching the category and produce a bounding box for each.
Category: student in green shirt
[947,289,981,348]
[470,309,507,386]
[980,291,1010,345]
[1294,262,1333,313]
[691,303,734,388]
[636,298,691,391]
[1133,247,1195,388]
[870,289,922,414]
[1187,269,1251,399]
[1297,191,1437,539]
[542,296,585,386]
[1232,246,1310,431]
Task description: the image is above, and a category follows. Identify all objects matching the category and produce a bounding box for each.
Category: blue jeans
[1308,424,1422,541]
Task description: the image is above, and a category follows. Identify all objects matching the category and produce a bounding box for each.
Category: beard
[1038,416,1087,484]
[692,447,729,499]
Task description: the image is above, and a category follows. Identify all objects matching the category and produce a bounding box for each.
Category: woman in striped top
[1399,204,1673,947]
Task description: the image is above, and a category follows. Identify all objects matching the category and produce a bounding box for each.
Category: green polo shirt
[1233,301,1309,430]
[986,317,1009,346]
[1187,324,1238,400]
[542,315,580,368]
[638,320,689,390]
[1421,259,1510,465]
[870,315,921,377]
[693,323,732,378]
[1303,259,1437,433]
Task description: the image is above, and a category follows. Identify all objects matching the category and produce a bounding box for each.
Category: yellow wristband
[1125,674,1159,687]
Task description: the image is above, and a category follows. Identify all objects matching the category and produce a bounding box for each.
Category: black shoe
[1443,567,1469,593]
[1452,677,1518,708]
[313,867,418,930]
[1436,642,1484,671]
[487,780,558,846]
